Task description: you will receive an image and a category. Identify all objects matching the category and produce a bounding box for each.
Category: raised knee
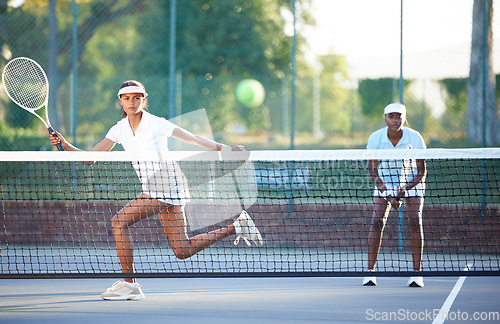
[111,215,127,233]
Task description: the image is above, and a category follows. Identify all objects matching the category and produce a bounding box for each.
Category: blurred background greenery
[0,0,498,151]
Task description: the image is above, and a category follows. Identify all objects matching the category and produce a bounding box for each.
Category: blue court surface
[1,276,499,323]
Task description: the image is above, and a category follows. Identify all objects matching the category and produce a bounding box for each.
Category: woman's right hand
[48,131,95,165]
[48,131,65,149]
[388,195,402,209]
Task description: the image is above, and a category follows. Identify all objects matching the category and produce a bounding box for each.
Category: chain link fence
[0,0,498,151]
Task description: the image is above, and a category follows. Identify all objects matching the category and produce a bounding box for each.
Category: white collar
[122,110,151,132]
[381,126,409,145]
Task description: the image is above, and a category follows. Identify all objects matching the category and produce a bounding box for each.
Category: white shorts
[373,183,424,198]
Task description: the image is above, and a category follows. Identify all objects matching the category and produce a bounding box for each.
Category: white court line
[432,265,471,324]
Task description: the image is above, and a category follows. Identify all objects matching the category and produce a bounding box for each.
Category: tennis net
[1,149,499,278]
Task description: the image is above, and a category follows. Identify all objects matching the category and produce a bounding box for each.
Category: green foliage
[437,77,468,139]
[3,101,38,128]
[74,0,300,141]
[317,55,350,134]
[0,0,363,150]
[292,54,353,135]
[0,119,50,151]
[358,78,395,120]
[439,78,467,116]
[173,0,292,130]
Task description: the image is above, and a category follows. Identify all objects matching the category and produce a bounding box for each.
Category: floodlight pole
[398,0,404,251]
[290,0,297,150]
[71,0,78,200]
[480,0,490,220]
[399,0,404,104]
[71,0,77,145]
[481,0,488,148]
[168,0,177,120]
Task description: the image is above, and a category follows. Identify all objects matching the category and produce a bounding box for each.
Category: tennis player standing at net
[363,102,427,288]
[49,80,263,300]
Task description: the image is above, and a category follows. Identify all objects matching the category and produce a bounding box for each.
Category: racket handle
[48,127,65,151]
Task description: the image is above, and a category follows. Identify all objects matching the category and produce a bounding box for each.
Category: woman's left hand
[231,145,246,151]
[389,196,402,209]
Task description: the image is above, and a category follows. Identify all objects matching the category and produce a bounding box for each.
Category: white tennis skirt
[134,161,190,206]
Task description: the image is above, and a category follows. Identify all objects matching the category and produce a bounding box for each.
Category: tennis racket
[2,57,64,151]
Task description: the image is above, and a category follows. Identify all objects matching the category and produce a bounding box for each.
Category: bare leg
[405,196,424,271]
[111,193,164,283]
[158,204,236,259]
[367,197,391,270]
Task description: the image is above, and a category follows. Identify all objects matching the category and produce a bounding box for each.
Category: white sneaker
[363,270,377,286]
[363,276,377,286]
[233,211,263,247]
[101,281,145,300]
[408,276,424,288]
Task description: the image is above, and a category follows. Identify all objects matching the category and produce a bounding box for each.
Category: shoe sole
[409,282,423,288]
[363,281,377,286]
[101,294,145,301]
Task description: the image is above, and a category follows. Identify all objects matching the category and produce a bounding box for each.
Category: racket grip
[48,127,65,151]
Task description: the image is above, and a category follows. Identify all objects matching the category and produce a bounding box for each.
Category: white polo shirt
[105,111,188,205]
[105,110,176,151]
[367,126,426,197]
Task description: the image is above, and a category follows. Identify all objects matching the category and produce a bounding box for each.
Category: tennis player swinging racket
[49,80,263,300]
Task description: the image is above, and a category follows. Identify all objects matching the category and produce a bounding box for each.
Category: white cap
[384,102,406,116]
[117,86,148,98]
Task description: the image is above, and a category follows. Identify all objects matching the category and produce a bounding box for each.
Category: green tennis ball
[235,79,265,108]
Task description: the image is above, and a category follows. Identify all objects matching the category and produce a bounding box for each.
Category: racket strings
[3,59,48,110]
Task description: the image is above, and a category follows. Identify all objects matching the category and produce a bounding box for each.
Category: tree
[467,0,499,146]
[317,54,351,134]
[174,0,300,132]
[439,78,468,136]
[1,0,313,150]
[358,78,411,120]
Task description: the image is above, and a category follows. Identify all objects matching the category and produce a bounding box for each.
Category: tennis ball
[235,79,265,108]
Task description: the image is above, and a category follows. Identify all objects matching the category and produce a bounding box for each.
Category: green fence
[0,0,498,151]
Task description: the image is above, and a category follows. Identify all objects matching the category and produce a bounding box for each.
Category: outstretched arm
[48,131,116,152]
[171,126,245,151]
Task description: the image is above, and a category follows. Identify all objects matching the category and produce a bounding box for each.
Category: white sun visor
[117,86,148,98]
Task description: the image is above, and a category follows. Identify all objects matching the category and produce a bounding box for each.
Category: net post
[398,203,404,252]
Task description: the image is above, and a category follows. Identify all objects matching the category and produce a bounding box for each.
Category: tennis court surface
[1,276,499,323]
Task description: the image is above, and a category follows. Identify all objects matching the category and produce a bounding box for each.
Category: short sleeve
[159,118,176,137]
[105,123,121,144]
[411,131,427,149]
[366,132,379,149]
